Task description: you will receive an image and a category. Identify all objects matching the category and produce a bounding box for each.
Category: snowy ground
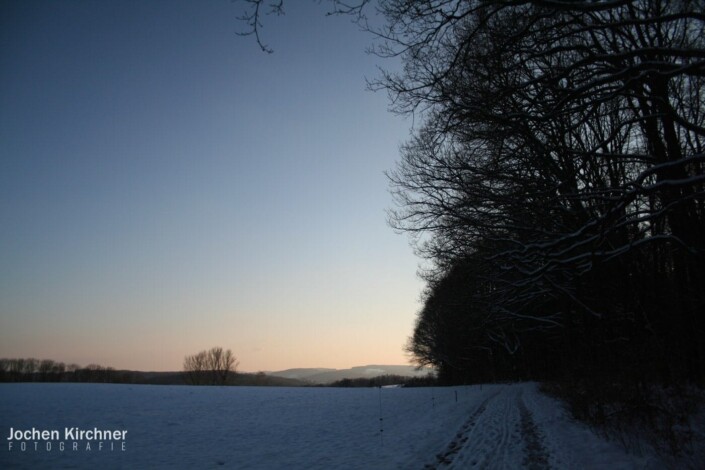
[0,382,690,468]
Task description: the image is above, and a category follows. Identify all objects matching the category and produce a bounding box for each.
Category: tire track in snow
[423,389,501,469]
[424,385,552,469]
[517,393,550,469]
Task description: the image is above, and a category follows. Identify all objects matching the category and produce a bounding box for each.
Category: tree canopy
[239,0,705,386]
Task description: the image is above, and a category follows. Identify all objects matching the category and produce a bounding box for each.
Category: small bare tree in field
[183,347,238,385]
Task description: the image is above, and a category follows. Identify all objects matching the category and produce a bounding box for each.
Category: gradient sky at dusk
[0,0,423,372]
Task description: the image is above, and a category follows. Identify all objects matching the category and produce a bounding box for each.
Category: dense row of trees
[379,0,705,386]
[328,374,437,388]
[182,347,239,385]
[240,0,704,387]
[0,358,122,383]
[2,351,240,385]
[329,375,409,387]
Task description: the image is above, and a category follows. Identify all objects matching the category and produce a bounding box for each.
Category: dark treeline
[0,357,305,387]
[242,0,704,390]
[0,358,134,383]
[356,1,705,450]
[368,0,705,390]
[328,374,437,388]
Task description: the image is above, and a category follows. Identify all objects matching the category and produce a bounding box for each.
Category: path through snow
[423,383,670,469]
[425,386,551,469]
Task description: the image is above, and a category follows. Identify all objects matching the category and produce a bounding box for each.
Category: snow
[0,382,679,468]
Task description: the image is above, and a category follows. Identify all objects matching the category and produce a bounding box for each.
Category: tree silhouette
[183,347,239,385]
[383,0,705,385]
[237,0,705,386]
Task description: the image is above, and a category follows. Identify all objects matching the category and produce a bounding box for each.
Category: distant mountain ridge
[268,365,434,384]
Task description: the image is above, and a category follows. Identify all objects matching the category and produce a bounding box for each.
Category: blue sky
[0,0,423,371]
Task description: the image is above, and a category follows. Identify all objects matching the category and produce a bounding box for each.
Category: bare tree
[235,0,370,53]
[218,348,238,385]
[236,0,705,385]
[38,359,55,382]
[183,350,207,385]
[376,0,705,383]
[183,347,238,385]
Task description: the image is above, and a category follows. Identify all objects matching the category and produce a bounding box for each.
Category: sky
[0,0,424,372]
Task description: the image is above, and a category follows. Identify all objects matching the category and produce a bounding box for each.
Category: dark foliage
[0,358,125,384]
[238,1,705,399]
[541,379,702,457]
[328,374,434,388]
[373,0,705,390]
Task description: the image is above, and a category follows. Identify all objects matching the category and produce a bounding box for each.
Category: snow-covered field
[0,382,683,468]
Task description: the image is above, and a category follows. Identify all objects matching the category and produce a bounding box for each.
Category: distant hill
[268,365,434,385]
